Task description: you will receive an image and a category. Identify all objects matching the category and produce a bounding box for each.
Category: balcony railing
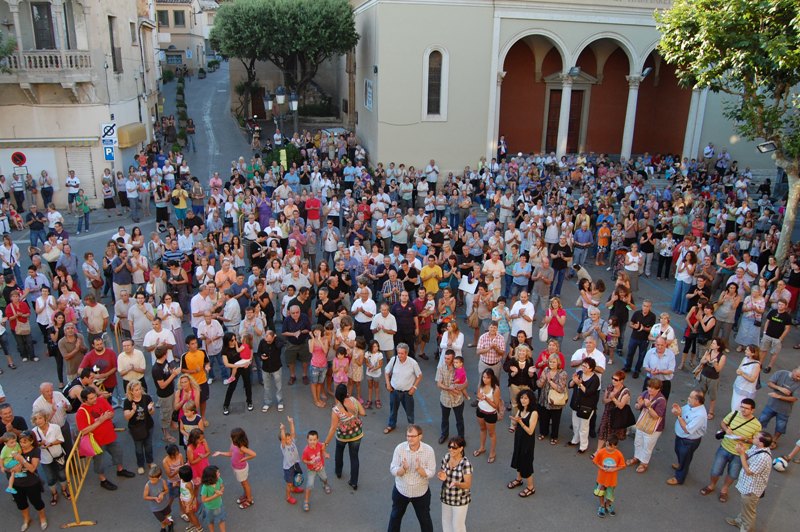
[5,50,93,71]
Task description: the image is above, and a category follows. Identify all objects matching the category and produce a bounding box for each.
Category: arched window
[422,47,448,121]
[427,51,442,115]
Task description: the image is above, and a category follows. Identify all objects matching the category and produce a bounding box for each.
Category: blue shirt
[574,228,594,246]
[465,215,478,233]
[674,403,708,440]
[343,165,357,182]
[512,262,531,285]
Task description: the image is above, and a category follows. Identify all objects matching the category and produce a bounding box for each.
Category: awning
[0,137,98,148]
[117,122,148,148]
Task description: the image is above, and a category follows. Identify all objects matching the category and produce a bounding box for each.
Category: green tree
[0,33,16,74]
[210,0,359,116]
[656,0,800,261]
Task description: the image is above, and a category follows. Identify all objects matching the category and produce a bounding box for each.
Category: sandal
[61,488,70,500]
[383,427,395,434]
[50,493,58,506]
[707,412,715,420]
[7,363,16,370]
[508,426,516,433]
[487,455,496,464]
[376,399,382,409]
[365,401,372,409]
[636,464,648,473]
[625,458,640,467]
[550,439,558,445]
[537,435,545,441]
[700,486,714,496]
[518,487,536,498]
[719,491,729,503]
[323,484,332,494]
[472,449,486,458]
[238,499,253,509]
[303,502,310,512]
[507,479,523,489]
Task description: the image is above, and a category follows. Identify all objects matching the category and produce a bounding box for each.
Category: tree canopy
[210,0,359,96]
[656,0,800,259]
[0,33,16,74]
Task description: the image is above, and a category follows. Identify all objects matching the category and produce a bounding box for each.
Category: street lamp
[289,91,299,135]
[275,85,286,105]
[263,90,273,112]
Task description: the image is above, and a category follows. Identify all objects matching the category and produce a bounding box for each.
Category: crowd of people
[1,133,799,532]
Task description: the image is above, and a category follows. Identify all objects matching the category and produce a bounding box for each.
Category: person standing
[75,388,136,490]
[549,235,572,297]
[257,330,285,413]
[757,366,800,448]
[623,300,656,379]
[437,436,472,532]
[666,389,708,486]
[383,343,423,435]
[322,384,365,491]
[388,424,436,532]
[436,351,466,444]
[725,432,773,531]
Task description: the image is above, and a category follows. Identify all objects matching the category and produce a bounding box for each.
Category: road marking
[216,89,226,92]
[203,90,219,170]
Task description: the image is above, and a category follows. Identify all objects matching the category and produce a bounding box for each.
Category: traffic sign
[103,146,115,161]
[101,122,118,146]
[10,151,26,166]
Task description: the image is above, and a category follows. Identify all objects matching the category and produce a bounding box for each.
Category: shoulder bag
[635,396,664,434]
[547,372,568,406]
[609,388,636,429]
[10,304,31,335]
[77,407,104,457]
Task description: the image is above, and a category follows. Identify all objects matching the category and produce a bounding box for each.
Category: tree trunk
[775,170,800,263]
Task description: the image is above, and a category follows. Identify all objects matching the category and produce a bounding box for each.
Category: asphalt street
[2,62,797,531]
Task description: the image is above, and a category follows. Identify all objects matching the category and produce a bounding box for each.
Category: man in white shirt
[737,252,759,285]
[384,344,423,433]
[221,289,242,331]
[387,423,436,531]
[65,170,80,214]
[190,284,214,336]
[371,302,397,356]
[509,290,535,338]
[570,336,607,377]
[641,337,677,400]
[351,288,377,342]
[196,311,225,383]
[32,382,73,451]
[117,338,147,392]
[126,175,140,222]
[243,213,261,243]
[425,159,439,193]
[143,317,176,364]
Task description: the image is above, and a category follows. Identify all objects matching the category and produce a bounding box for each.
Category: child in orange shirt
[592,435,625,517]
[596,221,612,266]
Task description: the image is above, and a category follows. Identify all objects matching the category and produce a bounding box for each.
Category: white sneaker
[207,378,214,385]
[261,405,270,413]
[277,404,285,412]
[137,467,144,475]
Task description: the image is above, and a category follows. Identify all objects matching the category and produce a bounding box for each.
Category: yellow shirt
[420,264,443,295]
[171,189,188,209]
[720,410,762,455]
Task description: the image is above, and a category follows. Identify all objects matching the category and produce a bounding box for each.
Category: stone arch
[572,32,637,75]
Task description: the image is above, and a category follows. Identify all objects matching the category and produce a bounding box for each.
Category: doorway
[545,89,583,153]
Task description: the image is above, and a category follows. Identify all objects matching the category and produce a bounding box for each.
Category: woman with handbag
[694,337,727,420]
[4,430,49,531]
[594,370,633,457]
[4,290,34,363]
[627,379,667,473]
[730,344,761,412]
[536,353,568,445]
[323,383,365,490]
[124,381,156,475]
[31,411,69,506]
[567,357,600,453]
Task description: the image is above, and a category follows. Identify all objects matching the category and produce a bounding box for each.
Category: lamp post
[263,85,299,143]
[289,90,299,138]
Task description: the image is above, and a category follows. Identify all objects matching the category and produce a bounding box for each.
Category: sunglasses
[448,444,461,450]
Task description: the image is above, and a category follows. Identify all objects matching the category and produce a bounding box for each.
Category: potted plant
[162,70,175,83]
[198,68,206,79]
[177,129,187,146]
[171,142,182,155]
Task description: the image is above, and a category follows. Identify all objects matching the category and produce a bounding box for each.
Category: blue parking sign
[103,146,115,161]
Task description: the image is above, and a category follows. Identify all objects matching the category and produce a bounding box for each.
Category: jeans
[133,430,154,468]
[551,268,567,296]
[625,337,650,373]
[440,402,465,439]
[262,368,283,407]
[673,436,702,484]
[759,404,789,435]
[13,332,34,361]
[186,134,196,152]
[642,252,654,276]
[334,438,360,486]
[76,211,90,232]
[129,196,140,221]
[207,353,229,381]
[387,389,415,428]
[388,486,433,532]
[29,229,47,250]
[573,246,588,268]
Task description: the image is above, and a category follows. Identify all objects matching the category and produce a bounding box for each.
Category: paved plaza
[2,62,797,531]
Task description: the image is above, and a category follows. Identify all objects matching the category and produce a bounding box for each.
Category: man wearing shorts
[759,299,791,374]
[282,305,311,385]
[171,182,189,229]
[757,366,800,448]
[700,398,762,502]
[180,335,210,421]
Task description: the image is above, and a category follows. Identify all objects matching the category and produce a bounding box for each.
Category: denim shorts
[759,405,789,435]
[203,505,226,525]
[309,365,326,384]
[709,445,742,479]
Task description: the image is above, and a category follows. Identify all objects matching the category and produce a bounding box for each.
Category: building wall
[632,62,691,155]
[583,48,628,154]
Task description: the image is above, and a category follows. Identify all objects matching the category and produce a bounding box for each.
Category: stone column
[556,74,573,157]
[681,89,701,159]
[620,75,643,161]
[51,0,67,68]
[6,0,24,68]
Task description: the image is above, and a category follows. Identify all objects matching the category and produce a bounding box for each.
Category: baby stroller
[611,246,629,281]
